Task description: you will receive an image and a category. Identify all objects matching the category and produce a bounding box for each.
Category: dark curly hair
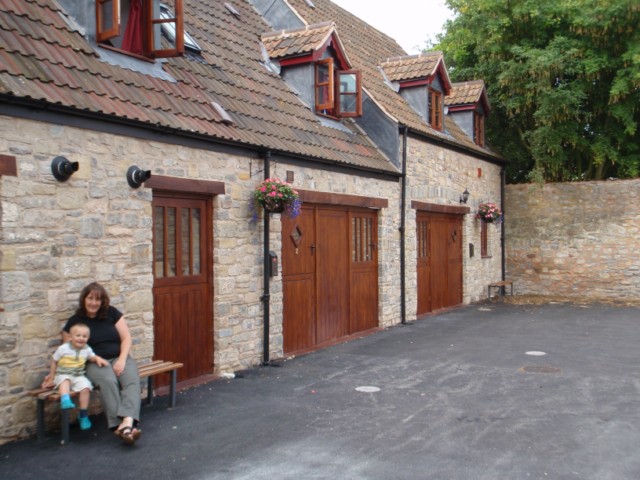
[76,282,110,320]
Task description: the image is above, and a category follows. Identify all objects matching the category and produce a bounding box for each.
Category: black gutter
[400,125,408,324]
[261,151,272,365]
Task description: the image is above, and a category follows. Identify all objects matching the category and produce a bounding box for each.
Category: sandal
[115,426,142,445]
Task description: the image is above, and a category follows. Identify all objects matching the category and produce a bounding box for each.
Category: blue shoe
[60,397,75,410]
[79,416,92,430]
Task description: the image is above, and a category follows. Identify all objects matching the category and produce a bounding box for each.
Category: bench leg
[60,408,70,445]
[170,370,177,408]
[36,399,46,443]
[147,376,154,406]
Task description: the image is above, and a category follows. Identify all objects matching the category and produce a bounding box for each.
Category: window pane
[167,207,176,277]
[339,73,356,93]
[315,59,333,111]
[96,0,119,41]
[153,206,165,278]
[340,94,357,114]
[181,208,190,275]
[192,208,201,274]
[365,218,372,261]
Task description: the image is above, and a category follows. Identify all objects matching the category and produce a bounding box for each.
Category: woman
[62,282,142,444]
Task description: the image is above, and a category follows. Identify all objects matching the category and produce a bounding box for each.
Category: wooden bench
[488,280,514,299]
[28,359,183,444]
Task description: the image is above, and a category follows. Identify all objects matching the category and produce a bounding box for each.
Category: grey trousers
[86,356,141,429]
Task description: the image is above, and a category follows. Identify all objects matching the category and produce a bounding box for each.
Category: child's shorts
[54,374,93,392]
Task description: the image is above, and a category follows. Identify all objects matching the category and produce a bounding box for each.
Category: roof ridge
[261,20,334,38]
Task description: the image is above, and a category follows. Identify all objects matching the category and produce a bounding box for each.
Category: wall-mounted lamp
[459,188,470,204]
[126,165,151,188]
[51,156,79,182]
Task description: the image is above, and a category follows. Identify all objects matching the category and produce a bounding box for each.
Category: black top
[63,305,123,359]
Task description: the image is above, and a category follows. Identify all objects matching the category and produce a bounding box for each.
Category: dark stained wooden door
[282,204,317,352]
[350,210,378,332]
[417,212,463,315]
[447,220,463,306]
[316,207,350,343]
[416,214,431,314]
[152,194,213,383]
[282,205,378,354]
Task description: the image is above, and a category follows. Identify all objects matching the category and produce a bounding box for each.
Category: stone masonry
[505,179,640,301]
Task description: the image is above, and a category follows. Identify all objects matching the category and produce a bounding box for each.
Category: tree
[436,0,640,182]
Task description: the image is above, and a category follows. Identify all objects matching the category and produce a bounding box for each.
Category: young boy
[42,323,109,430]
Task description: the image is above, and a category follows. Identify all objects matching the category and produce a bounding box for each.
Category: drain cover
[355,386,381,393]
[520,366,561,374]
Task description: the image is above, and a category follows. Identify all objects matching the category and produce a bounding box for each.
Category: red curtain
[122,0,144,55]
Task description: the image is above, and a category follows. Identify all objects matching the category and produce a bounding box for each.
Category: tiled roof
[285,0,499,158]
[380,52,444,83]
[262,21,336,60]
[0,0,397,174]
[445,80,490,112]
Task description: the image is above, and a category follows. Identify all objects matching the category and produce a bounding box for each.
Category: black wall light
[459,188,470,204]
[126,165,151,188]
[51,156,79,182]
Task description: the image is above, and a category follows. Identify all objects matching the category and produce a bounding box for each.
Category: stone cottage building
[0,0,505,442]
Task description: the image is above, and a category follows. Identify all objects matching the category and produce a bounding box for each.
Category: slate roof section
[446,80,490,112]
[0,0,397,174]
[284,0,501,159]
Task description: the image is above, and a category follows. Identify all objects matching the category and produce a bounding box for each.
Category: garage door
[281,204,378,354]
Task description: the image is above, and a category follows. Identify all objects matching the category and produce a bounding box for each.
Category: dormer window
[429,88,443,131]
[96,0,185,58]
[159,4,201,53]
[474,111,485,147]
[315,58,362,117]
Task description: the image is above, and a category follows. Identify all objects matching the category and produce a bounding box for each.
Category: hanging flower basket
[251,178,301,218]
[476,202,503,224]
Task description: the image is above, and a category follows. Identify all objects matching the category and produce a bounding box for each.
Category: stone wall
[0,116,504,443]
[505,179,640,300]
[405,136,504,309]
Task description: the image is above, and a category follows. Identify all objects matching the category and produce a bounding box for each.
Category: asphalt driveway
[1,302,639,480]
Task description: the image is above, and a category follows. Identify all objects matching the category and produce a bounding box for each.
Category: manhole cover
[520,366,561,374]
[355,386,381,393]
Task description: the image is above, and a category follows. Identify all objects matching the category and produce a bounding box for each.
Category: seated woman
[60,282,142,444]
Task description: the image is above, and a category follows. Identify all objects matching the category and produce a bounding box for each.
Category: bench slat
[28,360,183,402]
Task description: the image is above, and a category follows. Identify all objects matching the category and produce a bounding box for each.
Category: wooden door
[416,214,431,314]
[282,205,316,352]
[430,216,449,311]
[316,207,350,343]
[282,205,378,354]
[447,219,463,306]
[417,212,463,315]
[152,194,213,383]
[350,210,378,332]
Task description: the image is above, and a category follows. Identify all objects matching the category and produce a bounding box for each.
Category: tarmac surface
[1,302,640,480]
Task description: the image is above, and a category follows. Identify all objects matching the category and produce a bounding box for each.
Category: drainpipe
[261,151,271,365]
[400,126,408,324]
[500,166,506,282]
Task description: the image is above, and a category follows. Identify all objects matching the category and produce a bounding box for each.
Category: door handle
[310,244,316,255]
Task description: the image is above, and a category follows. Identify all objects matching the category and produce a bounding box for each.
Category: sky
[331,0,455,54]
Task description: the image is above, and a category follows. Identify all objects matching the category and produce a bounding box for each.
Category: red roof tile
[445,80,490,113]
[0,0,396,174]
[286,0,497,156]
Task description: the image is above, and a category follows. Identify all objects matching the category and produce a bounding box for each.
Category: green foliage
[436,0,640,182]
